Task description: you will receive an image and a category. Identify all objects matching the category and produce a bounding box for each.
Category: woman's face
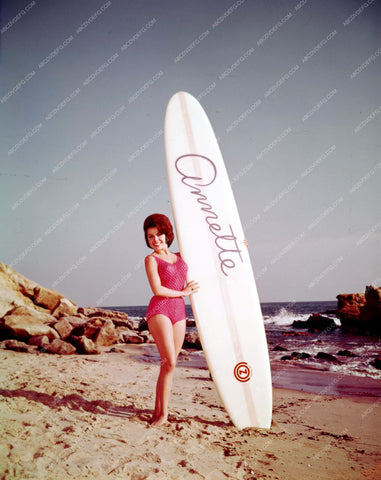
[146,227,167,251]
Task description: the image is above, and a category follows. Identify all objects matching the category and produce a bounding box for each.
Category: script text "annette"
[175,154,243,276]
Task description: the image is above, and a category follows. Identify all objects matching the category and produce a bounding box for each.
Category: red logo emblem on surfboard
[234,362,252,382]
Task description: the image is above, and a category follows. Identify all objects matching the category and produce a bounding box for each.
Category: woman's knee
[160,356,176,372]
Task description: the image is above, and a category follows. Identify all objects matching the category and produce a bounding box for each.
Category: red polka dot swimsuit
[146,253,188,324]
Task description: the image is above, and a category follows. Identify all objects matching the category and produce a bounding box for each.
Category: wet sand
[1,346,380,479]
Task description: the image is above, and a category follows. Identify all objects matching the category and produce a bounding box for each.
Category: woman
[143,213,199,426]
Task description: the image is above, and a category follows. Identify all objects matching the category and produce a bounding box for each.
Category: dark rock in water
[184,331,202,349]
[291,351,311,359]
[292,320,308,329]
[336,285,381,335]
[315,352,341,363]
[337,350,356,357]
[307,314,337,333]
[371,357,381,370]
[273,345,288,352]
[281,352,311,361]
[292,314,336,333]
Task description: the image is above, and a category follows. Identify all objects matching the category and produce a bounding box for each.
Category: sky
[1,0,380,307]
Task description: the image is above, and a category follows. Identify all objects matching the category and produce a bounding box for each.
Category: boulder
[4,305,56,324]
[139,330,154,343]
[3,339,30,352]
[44,338,76,355]
[28,335,50,348]
[73,317,118,346]
[33,285,63,311]
[52,298,77,317]
[336,285,381,334]
[53,318,73,340]
[1,311,59,341]
[64,315,88,328]
[68,335,101,354]
[94,318,117,346]
[122,331,145,344]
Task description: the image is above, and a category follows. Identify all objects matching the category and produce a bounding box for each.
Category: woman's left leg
[148,316,186,425]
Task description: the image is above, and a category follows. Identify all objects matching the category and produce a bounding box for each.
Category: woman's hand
[182,280,199,297]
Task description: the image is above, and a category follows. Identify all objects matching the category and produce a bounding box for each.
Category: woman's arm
[145,256,198,298]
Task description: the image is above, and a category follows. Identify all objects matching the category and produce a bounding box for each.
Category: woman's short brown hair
[143,213,174,248]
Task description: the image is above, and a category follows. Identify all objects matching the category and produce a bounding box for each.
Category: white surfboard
[164,91,272,429]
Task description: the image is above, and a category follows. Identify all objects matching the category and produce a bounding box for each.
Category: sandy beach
[1,345,380,480]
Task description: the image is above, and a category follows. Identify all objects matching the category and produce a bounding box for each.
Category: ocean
[104,301,381,395]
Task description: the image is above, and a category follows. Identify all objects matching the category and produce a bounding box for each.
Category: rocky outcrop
[0,263,200,354]
[0,263,77,319]
[336,285,381,334]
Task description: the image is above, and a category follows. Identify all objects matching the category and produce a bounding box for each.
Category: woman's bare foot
[150,413,168,426]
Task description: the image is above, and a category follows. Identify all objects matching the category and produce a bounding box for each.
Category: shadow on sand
[0,388,232,428]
